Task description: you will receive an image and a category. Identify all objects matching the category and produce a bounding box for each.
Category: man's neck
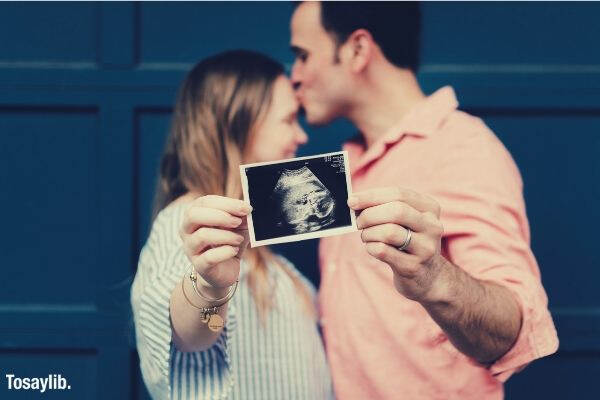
[347,68,425,149]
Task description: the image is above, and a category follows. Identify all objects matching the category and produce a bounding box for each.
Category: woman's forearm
[170,275,230,352]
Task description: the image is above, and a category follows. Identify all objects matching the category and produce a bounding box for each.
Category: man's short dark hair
[309,1,421,73]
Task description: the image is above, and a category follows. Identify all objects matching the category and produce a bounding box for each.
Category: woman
[130,50,333,400]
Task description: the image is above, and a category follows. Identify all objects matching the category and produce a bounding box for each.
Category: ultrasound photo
[240,151,357,247]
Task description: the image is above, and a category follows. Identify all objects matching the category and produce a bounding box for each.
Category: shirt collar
[345,86,459,174]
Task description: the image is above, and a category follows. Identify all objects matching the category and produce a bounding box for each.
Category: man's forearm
[418,256,522,364]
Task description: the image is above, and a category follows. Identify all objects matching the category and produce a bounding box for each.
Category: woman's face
[246,76,308,163]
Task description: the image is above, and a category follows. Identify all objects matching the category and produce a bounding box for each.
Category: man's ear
[344,29,374,73]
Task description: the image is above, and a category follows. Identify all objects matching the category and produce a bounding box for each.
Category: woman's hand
[179,195,252,296]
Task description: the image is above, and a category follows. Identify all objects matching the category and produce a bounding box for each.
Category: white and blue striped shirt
[131,202,333,400]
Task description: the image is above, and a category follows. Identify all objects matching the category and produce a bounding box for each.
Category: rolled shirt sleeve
[131,219,236,399]
[428,120,559,381]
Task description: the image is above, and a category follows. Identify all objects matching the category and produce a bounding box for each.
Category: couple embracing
[131,3,558,399]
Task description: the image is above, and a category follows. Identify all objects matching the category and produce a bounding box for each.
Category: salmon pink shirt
[318,86,559,400]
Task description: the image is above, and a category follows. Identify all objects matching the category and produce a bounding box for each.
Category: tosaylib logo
[5,374,71,392]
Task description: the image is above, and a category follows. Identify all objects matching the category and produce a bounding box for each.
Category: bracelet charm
[199,306,224,331]
[180,269,238,333]
[207,314,224,332]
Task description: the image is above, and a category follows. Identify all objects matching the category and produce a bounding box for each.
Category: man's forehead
[291,1,324,41]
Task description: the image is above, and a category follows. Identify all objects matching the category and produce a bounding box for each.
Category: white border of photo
[240,150,357,248]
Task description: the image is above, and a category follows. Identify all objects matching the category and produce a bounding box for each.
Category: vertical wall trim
[99,2,136,69]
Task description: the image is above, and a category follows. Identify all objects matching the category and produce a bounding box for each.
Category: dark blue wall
[1,2,598,399]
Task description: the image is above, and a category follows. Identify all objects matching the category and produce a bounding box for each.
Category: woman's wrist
[197,281,231,300]
[181,274,230,308]
[193,270,233,299]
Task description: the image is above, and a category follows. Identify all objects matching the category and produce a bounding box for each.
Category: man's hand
[348,187,446,302]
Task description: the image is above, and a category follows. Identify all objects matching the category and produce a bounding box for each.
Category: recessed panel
[477,112,600,308]
[505,352,600,398]
[138,2,293,65]
[0,3,98,63]
[0,108,99,304]
[422,2,600,66]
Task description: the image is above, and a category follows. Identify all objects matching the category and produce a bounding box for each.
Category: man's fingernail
[241,204,252,213]
[347,196,357,208]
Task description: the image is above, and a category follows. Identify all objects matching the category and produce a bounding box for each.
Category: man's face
[290,2,350,125]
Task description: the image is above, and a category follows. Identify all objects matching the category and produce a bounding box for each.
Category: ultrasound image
[273,166,336,234]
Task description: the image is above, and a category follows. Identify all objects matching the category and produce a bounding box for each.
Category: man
[289,2,558,399]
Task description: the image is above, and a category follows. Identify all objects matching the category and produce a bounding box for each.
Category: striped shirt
[131,201,333,400]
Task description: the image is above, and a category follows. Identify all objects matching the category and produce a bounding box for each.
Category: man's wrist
[416,255,456,306]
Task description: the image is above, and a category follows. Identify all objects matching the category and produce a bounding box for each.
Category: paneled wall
[1,2,598,399]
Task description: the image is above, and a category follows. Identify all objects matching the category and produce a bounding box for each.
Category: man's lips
[294,91,307,117]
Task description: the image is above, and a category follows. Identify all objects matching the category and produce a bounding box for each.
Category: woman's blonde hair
[153,50,313,320]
